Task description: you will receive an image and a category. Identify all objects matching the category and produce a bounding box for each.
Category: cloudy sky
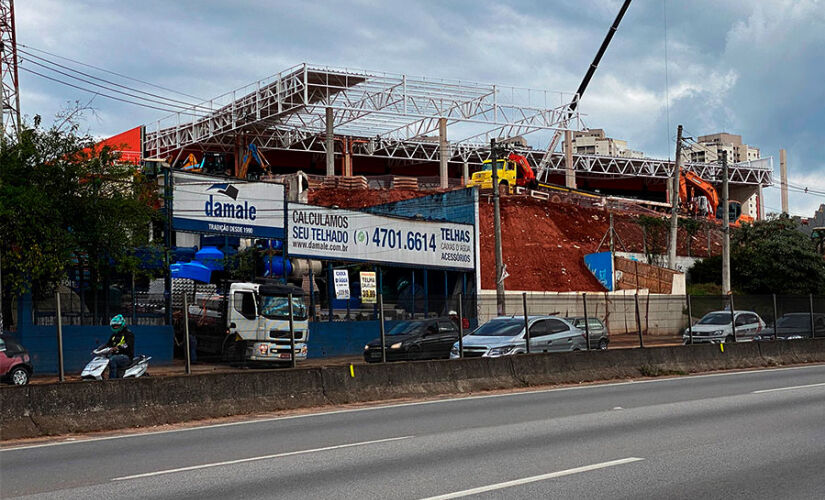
[14,0,825,217]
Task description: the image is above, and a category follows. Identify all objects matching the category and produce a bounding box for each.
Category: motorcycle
[80,345,151,380]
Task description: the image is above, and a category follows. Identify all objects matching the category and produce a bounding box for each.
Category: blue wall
[364,188,476,224]
[308,320,405,358]
[14,294,174,374]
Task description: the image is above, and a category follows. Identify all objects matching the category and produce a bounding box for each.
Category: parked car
[450,315,587,358]
[0,334,33,385]
[753,313,825,341]
[566,316,610,350]
[364,318,460,362]
[682,310,766,344]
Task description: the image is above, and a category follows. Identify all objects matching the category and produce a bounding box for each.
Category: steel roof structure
[144,62,772,186]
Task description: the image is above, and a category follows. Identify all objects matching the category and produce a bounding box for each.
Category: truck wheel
[221,336,242,363]
[725,335,735,344]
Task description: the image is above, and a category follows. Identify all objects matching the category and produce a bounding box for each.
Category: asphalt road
[3,364,825,499]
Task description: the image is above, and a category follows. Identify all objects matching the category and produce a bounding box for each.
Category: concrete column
[780,149,788,214]
[325,107,334,177]
[462,161,469,186]
[439,118,449,189]
[564,129,576,189]
[758,183,764,221]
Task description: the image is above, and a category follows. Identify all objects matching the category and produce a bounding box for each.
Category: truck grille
[270,330,304,341]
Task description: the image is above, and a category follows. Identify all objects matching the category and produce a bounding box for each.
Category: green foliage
[687,215,825,294]
[0,122,159,296]
[636,215,668,266]
[224,248,258,282]
[680,217,705,257]
[730,215,825,294]
[686,282,723,296]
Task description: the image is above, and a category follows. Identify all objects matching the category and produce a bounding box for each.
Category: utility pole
[721,151,731,294]
[779,149,788,215]
[668,125,683,269]
[491,139,505,315]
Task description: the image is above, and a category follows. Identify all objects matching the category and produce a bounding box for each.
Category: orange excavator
[679,169,754,226]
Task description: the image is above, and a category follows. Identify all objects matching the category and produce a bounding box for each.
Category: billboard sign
[288,203,475,270]
[172,172,285,238]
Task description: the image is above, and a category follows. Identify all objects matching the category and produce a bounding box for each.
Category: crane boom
[536,0,632,178]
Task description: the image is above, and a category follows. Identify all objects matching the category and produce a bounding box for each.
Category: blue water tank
[265,258,292,277]
[195,246,224,271]
[173,261,212,283]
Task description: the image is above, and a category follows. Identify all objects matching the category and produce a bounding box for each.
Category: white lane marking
[5,363,824,452]
[111,435,413,481]
[752,382,825,394]
[420,457,645,500]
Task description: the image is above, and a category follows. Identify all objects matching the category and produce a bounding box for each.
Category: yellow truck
[467,153,538,189]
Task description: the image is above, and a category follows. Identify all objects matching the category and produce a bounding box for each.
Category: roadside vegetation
[0,117,160,298]
[687,215,825,295]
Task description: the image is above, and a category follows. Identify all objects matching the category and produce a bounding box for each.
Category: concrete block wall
[478,290,688,336]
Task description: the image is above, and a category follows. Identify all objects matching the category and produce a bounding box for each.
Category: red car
[0,334,33,385]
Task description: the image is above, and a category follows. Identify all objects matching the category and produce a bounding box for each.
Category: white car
[683,310,766,344]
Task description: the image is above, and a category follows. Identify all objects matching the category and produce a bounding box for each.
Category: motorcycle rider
[106,315,134,379]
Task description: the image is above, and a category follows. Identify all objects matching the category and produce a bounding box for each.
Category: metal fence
[33,291,167,327]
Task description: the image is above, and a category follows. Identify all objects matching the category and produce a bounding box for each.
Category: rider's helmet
[110,314,126,333]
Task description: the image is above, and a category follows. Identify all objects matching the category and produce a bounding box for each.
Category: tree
[0,120,159,303]
[687,216,825,294]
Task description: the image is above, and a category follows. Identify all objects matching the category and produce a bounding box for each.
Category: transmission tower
[1,0,21,141]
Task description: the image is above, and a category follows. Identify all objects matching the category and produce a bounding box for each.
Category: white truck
[184,281,309,364]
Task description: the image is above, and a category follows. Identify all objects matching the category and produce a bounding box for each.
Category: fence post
[635,292,644,348]
[183,291,191,375]
[583,292,591,351]
[686,294,694,345]
[522,292,530,354]
[56,292,65,382]
[131,272,137,325]
[729,294,737,342]
[772,293,779,341]
[288,292,296,369]
[457,293,464,359]
[810,293,816,340]
[378,292,386,363]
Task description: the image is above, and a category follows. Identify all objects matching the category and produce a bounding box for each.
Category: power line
[19,65,202,115]
[20,56,207,113]
[18,43,207,102]
[18,48,210,111]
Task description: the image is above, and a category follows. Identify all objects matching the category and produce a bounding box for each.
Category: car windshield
[386,321,426,336]
[470,319,524,337]
[698,313,731,325]
[777,315,811,328]
[260,294,307,320]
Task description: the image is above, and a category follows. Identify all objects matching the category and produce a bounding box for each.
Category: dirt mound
[305,187,722,292]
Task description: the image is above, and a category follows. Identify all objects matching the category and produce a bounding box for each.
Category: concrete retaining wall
[478,290,689,336]
[3,340,825,440]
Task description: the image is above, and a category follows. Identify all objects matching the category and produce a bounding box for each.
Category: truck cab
[188,281,309,364]
[468,159,516,189]
[227,282,309,363]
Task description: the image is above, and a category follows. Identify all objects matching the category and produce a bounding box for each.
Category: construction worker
[106,315,135,379]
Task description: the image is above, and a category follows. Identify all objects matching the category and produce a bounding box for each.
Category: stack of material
[337,176,369,190]
[614,256,680,294]
[392,176,419,190]
[322,176,338,189]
